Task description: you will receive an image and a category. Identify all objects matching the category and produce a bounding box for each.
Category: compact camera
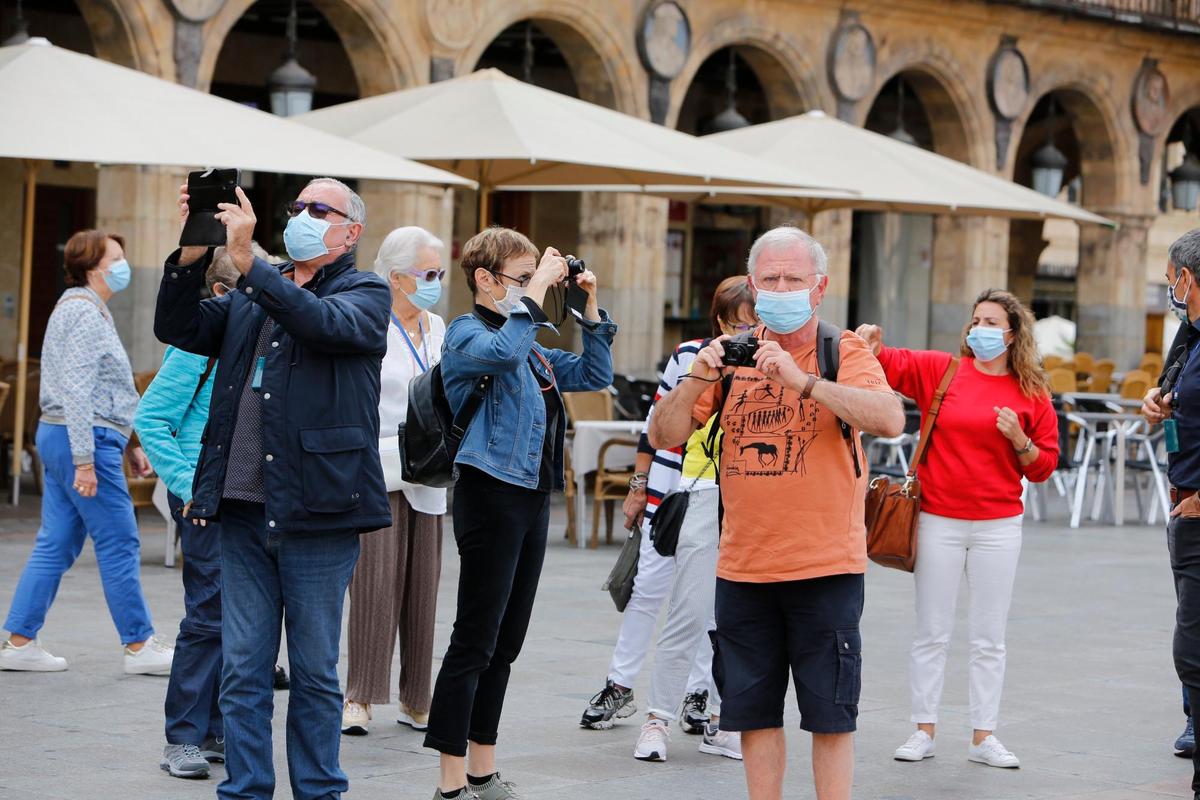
[721,332,759,367]
[566,257,586,281]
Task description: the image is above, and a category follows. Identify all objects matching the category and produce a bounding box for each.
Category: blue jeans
[164,492,223,745]
[217,500,360,800]
[4,423,153,644]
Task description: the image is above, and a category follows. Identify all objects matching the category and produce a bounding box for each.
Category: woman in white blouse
[342,226,448,735]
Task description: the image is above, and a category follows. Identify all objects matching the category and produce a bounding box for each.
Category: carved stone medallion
[988,43,1029,121]
[1133,59,1170,137]
[637,1,690,81]
[426,0,479,52]
[168,0,224,23]
[828,21,875,103]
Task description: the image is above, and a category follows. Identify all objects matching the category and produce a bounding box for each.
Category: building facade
[1,0,1199,375]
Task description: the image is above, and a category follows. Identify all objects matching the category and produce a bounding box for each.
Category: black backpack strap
[815,320,860,478]
[449,373,492,443]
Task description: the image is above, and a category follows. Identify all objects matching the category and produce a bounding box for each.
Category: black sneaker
[199,736,225,764]
[1176,716,1195,758]
[273,664,290,691]
[580,680,636,730]
[681,690,710,735]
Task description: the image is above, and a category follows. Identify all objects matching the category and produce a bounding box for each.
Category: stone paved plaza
[0,494,1194,800]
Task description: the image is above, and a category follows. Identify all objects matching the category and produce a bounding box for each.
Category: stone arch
[1007,78,1130,211]
[456,3,638,114]
[196,0,421,97]
[76,0,173,77]
[860,49,988,169]
[667,21,825,129]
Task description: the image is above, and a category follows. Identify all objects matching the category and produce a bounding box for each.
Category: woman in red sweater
[856,289,1058,770]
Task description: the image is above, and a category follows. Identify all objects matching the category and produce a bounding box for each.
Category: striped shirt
[637,339,702,533]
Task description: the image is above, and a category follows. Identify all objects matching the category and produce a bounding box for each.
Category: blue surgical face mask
[404,275,442,310]
[493,284,527,318]
[966,326,1010,362]
[754,286,813,334]
[1168,270,1191,323]
[104,258,130,293]
[283,209,351,262]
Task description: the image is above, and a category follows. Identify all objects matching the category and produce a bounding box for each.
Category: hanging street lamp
[1031,96,1068,198]
[268,0,316,117]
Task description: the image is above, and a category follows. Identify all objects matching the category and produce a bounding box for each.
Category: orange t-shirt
[692,328,893,583]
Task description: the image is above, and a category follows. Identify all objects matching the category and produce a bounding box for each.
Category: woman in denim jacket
[425,227,616,800]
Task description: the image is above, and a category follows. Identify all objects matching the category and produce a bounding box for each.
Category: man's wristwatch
[628,472,649,491]
[1014,437,1034,455]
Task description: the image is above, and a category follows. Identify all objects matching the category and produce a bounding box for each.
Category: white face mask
[492,284,527,318]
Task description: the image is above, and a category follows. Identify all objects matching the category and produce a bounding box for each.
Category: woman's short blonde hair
[459,226,538,294]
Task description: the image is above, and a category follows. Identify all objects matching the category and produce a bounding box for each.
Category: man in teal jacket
[135,249,240,780]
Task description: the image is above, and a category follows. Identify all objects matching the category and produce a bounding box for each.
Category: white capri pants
[607,509,711,694]
[910,511,1023,731]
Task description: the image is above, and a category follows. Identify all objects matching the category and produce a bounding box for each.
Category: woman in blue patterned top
[1,229,171,677]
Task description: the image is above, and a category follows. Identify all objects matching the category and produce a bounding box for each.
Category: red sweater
[877,347,1059,520]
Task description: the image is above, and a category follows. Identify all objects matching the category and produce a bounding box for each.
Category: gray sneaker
[199,736,224,763]
[432,789,479,800]
[471,773,520,800]
[160,743,210,779]
[580,680,636,729]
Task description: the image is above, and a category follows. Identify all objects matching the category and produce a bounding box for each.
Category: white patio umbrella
[296,68,854,226]
[577,110,1110,226]
[0,38,474,501]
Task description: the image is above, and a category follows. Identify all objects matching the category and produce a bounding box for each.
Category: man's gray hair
[374,226,445,281]
[305,177,366,226]
[747,226,828,276]
[1170,228,1200,274]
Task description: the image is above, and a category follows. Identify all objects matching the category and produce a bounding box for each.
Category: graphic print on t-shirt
[722,373,821,478]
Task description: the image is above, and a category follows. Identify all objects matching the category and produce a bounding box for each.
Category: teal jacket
[133,347,215,505]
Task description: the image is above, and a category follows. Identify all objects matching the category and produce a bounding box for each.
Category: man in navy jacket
[156,177,390,800]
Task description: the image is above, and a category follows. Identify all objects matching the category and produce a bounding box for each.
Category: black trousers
[423,470,549,757]
[1168,514,1200,797]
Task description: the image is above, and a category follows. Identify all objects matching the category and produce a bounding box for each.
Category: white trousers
[608,503,711,694]
[910,512,1023,731]
[648,486,720,719]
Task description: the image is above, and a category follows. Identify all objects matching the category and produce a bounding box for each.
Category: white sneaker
[968,735,1020,768]
[633,718,669,762]
[397,704,429,731]
[342,701,371,735]
[0,638,67,671]
[123,636,174,676]
[698,723,742,760]
[894,730,936,761]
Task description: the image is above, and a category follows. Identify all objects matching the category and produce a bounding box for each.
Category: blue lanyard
[391,313,429,373]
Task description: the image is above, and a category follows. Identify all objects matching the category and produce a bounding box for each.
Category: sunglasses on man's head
[285,200,351,221]
[408,269,447,282]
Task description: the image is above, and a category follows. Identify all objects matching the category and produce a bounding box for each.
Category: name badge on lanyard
[392,313,429,373]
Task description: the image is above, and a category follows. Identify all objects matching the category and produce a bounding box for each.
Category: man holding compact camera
[155,177,391,800]
[650,226,903,800]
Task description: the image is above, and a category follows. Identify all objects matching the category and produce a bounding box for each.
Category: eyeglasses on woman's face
[407,268,447,282]
[285,200,351,221]
[488,268,532,288]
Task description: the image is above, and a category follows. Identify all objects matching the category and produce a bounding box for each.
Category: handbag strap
[906,357,960,479]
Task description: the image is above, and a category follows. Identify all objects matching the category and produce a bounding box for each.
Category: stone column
[929,216,1009,353]
[811,209,852,327]
[1076,211,1154,368]
[96,165,186,372]
[579,193,668,377]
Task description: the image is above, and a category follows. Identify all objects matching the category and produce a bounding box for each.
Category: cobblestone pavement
[0,495,1193,799]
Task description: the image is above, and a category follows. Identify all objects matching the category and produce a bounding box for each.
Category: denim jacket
[442,307,617,490]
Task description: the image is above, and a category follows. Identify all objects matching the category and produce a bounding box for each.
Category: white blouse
[378,310,447,515]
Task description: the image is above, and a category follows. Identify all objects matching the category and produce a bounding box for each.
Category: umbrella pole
[12,160,38,505]
[477,186,490,231]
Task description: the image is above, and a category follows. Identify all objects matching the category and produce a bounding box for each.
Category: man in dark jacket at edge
[155,177,391,800]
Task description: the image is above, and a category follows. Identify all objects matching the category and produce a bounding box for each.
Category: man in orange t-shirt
[649,227,903,800]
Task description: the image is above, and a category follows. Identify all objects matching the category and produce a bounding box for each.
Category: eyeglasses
[729,322,757,333]
[488,268,532,288]
[408,269,447,282]
[752,272,822,292]
[285,200,352,221]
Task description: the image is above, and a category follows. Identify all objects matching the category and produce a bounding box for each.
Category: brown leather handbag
[864,357,959,572]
